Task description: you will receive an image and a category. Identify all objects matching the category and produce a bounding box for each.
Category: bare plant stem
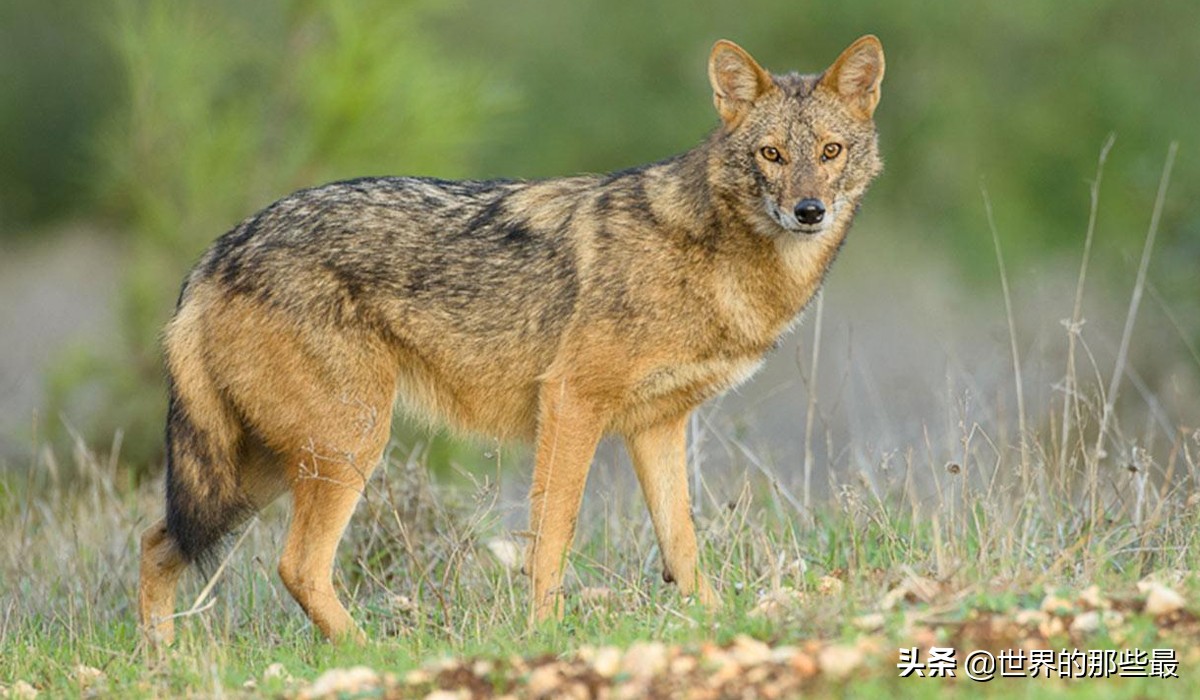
[982,185,1030,490]
[1093,142,1179,478]
[803,293,825,510]
[1060,133,1115,519]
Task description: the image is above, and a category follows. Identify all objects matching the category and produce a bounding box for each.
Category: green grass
[3,416,1200,698]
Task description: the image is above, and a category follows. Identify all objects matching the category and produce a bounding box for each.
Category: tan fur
[139,36,885,646]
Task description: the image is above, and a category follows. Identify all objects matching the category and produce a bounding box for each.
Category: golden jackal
[139,36,885,645]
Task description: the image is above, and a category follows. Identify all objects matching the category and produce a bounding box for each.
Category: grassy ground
[2,406,1199,698]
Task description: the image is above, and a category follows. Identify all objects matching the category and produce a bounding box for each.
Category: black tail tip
[164,488,252,565]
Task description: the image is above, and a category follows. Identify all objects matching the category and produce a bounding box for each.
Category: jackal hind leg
[138,438,289,649]
[138,518,188,648]
[625,415,718,608]
[277,439,386,644]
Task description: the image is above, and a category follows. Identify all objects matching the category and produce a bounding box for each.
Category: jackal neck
[641,134,850,346]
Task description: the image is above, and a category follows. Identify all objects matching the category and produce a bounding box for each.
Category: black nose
[794,198,825,225]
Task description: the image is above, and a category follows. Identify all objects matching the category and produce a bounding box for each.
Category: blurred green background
[0,0,1196,470]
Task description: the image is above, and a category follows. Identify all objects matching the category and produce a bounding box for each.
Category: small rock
[301,666,380,699]
[590,646,622,678]
[749,587,804,619]
[615,680,651,700]
[1013,609,1047,627]
[745,665,771,684]
[6,682,39,700]
[405,669,432,686]
[818,644,864,679]
[1141,583,1186,616]
[852,612,886,631]
[817,575,844,596]
[1070,610,1101,634]
[262,662,292,683]
[486,538,523,569]
[1039,616,1066,638]
[789,651,819,678]
[1040,593,1074,616]
[389,594,416,613]
[508,655,529,675]
[621,641,668,678]
[729,635,772,666]
[427,656,459,673]
[526,665,561,698]
[73,665,105,689]
[670,654,697,675]
[1077,584,1106,609]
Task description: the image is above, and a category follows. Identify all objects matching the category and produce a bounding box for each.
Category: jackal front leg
[626,415,718,608]
[526,378,602,625]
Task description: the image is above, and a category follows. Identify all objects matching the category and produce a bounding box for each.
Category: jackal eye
[759,146,782,163]
[821,143,843,161]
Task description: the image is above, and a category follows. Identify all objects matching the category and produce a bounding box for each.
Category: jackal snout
[764,195,833,235]
[793,198,825,225]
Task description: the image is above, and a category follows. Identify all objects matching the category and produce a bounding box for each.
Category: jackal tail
[162,314,250,564]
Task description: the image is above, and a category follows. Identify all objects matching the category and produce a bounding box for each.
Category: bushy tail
[163,327,250,564]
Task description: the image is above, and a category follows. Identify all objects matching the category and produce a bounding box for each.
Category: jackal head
[707,36,885,237]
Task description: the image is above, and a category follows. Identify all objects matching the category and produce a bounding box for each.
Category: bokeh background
[1,0,1197,502]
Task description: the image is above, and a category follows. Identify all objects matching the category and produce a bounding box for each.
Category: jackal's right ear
[708,40,775,129]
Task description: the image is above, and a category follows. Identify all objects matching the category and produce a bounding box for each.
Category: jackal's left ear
[709,40,776,129]
[819,35,885,119]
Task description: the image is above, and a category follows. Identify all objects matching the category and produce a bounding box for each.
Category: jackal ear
[708,40,775,129]
[819,35,885,119]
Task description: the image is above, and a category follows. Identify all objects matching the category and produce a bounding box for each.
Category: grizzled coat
[139,36,885,646]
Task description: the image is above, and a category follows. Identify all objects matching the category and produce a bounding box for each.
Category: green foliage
[68,0,507,466]
[0,0,118,230]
